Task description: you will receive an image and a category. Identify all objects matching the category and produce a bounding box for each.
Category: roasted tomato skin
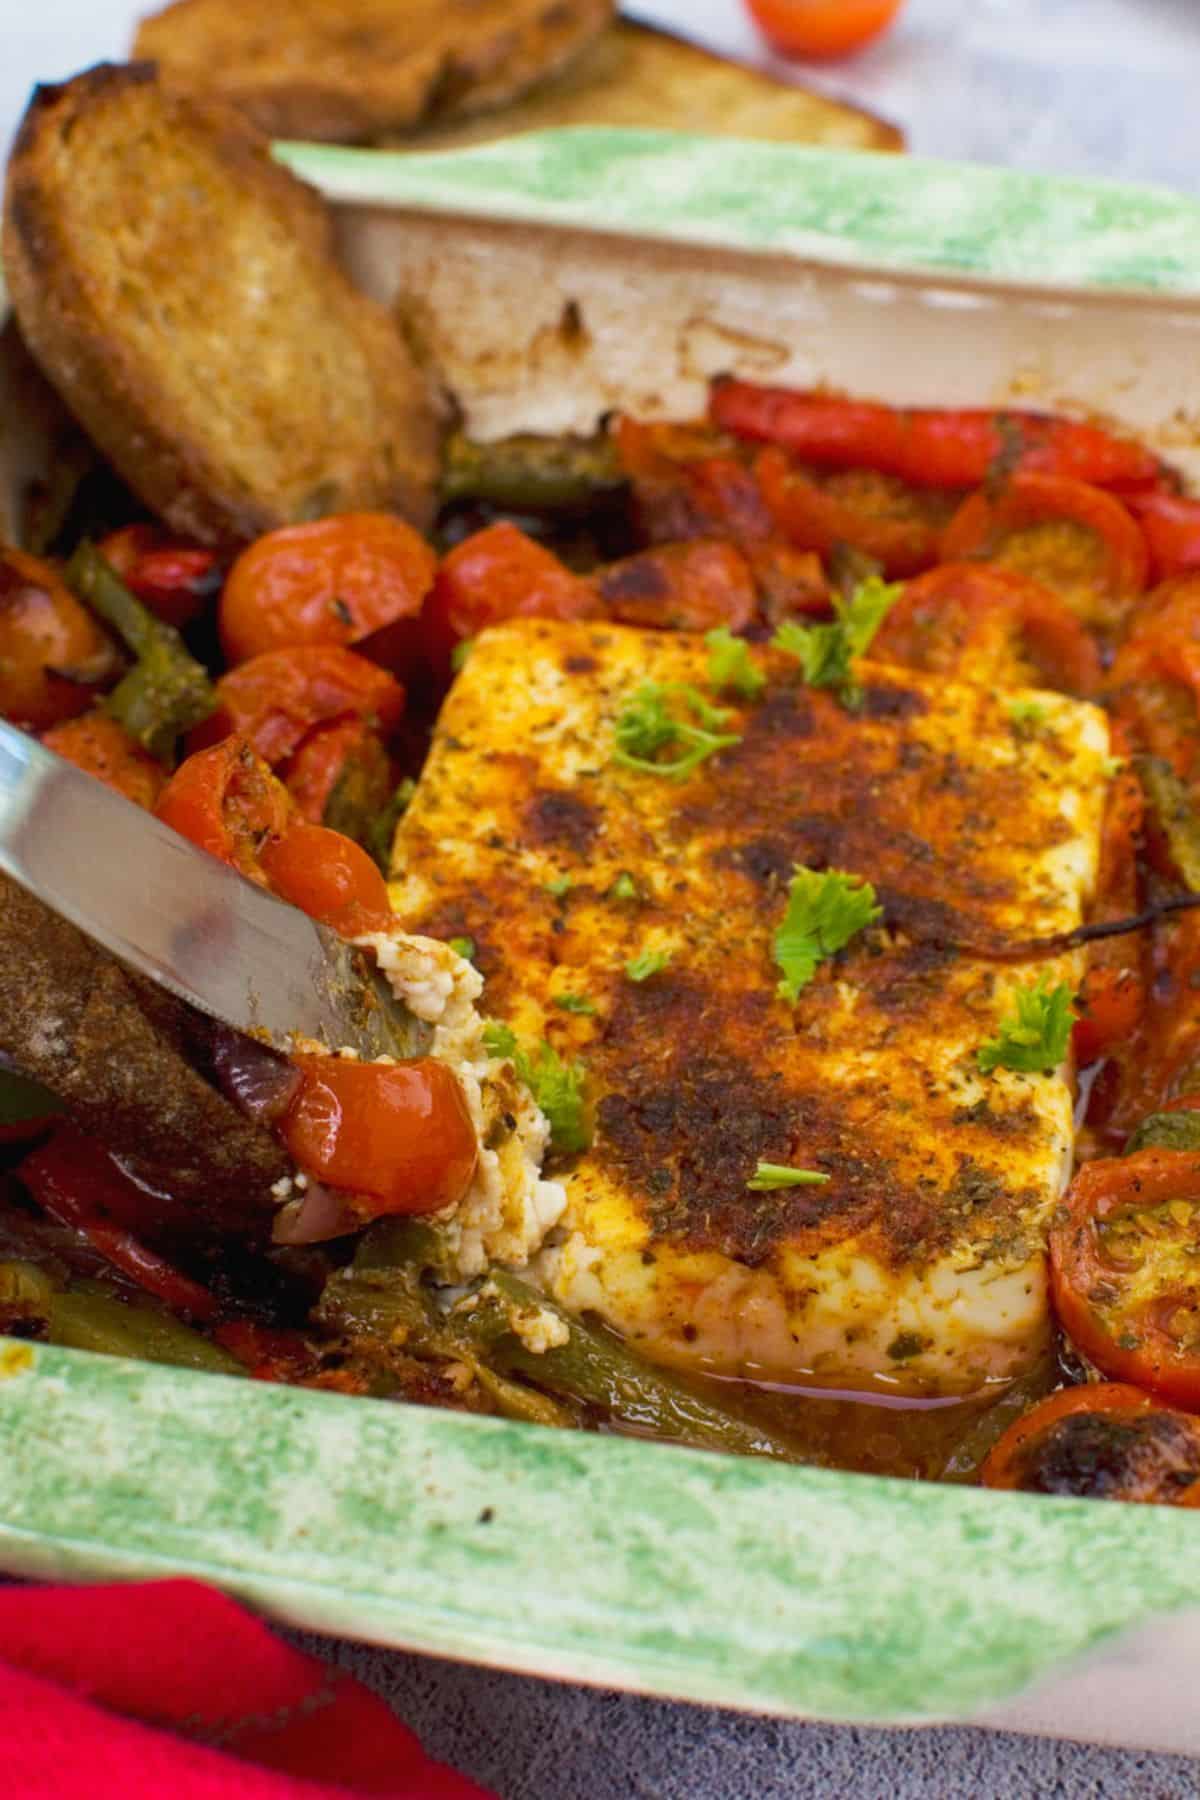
[424,522,598,670]
[280,1055,479,1220]
[981,1384,1200,1505]
[595,539,757,633]
[42,711,167,809]
[193,645,404,766]
[259,820,392,937]
[1050,1150,1200,1408]
[155,738,291,884]
[755,446,940,578]
[219,514,436,669]
[0,545,119,729]
[98,525,221,629]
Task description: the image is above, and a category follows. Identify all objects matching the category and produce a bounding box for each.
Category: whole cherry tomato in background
[744,0,905,59]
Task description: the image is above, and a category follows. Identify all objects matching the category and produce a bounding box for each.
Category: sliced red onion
[271,1181,363,1246]
[211,1029,301,1126]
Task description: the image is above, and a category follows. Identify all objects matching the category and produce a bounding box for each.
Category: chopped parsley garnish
[747,1162,831,1191]
[450,637,475,672]
[705,626,765,700]
[977,978,1075,1076]
[771,575,899,705]
[448,936,476,961]
[774,866,882,1003]
[1007,697,1048,737]
[365,777,416,872]
[545,875,573,899]
[554,993,596,1015]
[608,871,640,902]
[625,949,673,982]
[481,1023,591,1152]
[613,682,740,781]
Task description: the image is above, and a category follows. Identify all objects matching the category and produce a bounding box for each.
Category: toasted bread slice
[3,64,440,545]
[133,0,614,144]
[402,22,903,153]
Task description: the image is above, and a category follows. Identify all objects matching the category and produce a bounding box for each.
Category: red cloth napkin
[0,1579,496,1799]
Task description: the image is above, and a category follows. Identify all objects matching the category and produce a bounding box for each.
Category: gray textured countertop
[8,1,1200,1792]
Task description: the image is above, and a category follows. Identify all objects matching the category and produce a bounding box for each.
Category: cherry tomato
[1050,1150,1200,1408]
[0,546,119,729]
[280,1055,478,1219]
[156,738,291,884]
[711,382,1161,489]
[98,525,222,630]
[743,0,903,58]
[1130,492,1200,585]
[1073,964,1145,1067]
[259,820,392,936]
[425,522,598,670]
[193,645,404,766]
[1106,577,1200,784]
[219,514,436,670]
[283,715,394,834]
[595,540,757,633]
[872,561,1102,695]
[1072,759,1145,1067]
[755,447,941,577]
[981,1384,1200,1504]
[19,1123,218,1321]
[940,473,1148,636]
[42,711,167,809]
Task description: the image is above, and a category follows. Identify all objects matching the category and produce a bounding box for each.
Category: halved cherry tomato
[1106,577,1200,783]
[283,715,393,834]
[42,711,166,809]
[279,1055,478,1219]
[424,522,598,670]
[192,646,404,766]
[20,1123,218,1321]
[1050,1150,1200,1408]
[711,382,1162,490]
[871,561,1102,694]
[0,546,119,729]
[259,820,391,936]
[1130,492,1200,585]
[1074,964,1146,1067]
[1072,758,1145,1066]
[755,446,940,577]
[219,514,437,670]
[594,540,757,632]
[744,0,903,58]
[98,525,222,630]
[981,1383,1200,1504]
[155,738,290,884]
[940,473,1148,635]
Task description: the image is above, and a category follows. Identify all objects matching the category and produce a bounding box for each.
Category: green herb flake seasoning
[545,875,573,899]
[480,1024,591,1153]
[747,1162,831,1191]
[608,871,639,902]
[705,625,765,700]
[774,866,882,1003]
[771,574,899,706]
[451,637,475,672]
[554,993,596,1015]
[625,949,672,983]
[977,978,1075,1076]
[612,682,740,781]
[448,936,476,961]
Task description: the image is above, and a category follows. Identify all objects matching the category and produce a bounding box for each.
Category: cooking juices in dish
[4,382,1200,1502]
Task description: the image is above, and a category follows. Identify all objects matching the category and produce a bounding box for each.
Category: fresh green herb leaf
[483,1021,518,1060]
[771,575,899,706]
[554,993,596,1015]
[1007,697,1048,732]
[515,1042,591,1154]
[625,949,673,983]
[545,875,573,899]
[977,978,1075,1075]
[448,936,476,961]
[705,625,765,699]
[608,871,640,902]
[613,682,740,781]
[451,637,475,672]
[747,1162,831,1191]
[774,866,882,1003]
[1102,755,1126,779]
[481,1023,591,1152]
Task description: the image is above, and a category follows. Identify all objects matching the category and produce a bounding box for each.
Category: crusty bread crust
[402,22,904,154]
[132,0,614,145]
[3,64,440,545]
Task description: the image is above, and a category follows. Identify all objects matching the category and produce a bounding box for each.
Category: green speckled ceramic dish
[7,132,1200,1754]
